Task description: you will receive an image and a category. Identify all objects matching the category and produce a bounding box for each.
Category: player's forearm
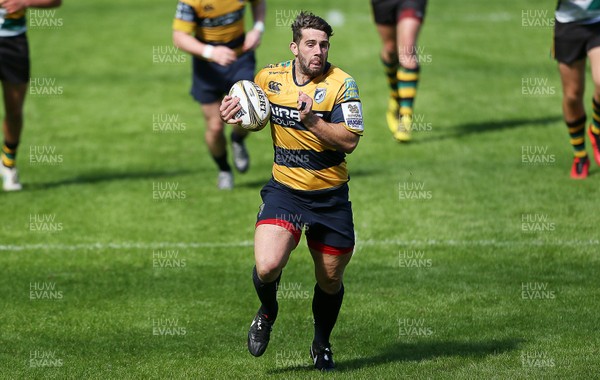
[23,0,61,8]
[251,0,266,25]
[252,0,267,28]
[173,30,209,58]
[304,116,359,154]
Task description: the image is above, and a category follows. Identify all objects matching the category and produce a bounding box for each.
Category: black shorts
[371,0,427,25]
[191,49,256,104]
[554,20,600,64]
[256,179,355,255]
[0,33,30,84]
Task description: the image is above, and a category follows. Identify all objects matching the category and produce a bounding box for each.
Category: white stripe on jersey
[556,0,600,23]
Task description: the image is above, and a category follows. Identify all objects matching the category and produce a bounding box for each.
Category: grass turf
[1,0,599,378]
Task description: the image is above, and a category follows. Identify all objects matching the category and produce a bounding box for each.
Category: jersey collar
[292,60,331,87]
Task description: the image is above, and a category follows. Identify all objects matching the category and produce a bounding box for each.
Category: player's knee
[563,83,584,102]
[563,91,584,108]
[204,112,224,132]
[383,43,397,61]
[207,122,224,135]
[255,260,284,282]
[317,274,343,294]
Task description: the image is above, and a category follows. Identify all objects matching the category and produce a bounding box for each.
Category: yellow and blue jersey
[173,0,257,53]
[0,8,27,37]
[255,60,364,193]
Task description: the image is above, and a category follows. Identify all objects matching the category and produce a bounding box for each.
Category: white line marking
[0,239,597,252]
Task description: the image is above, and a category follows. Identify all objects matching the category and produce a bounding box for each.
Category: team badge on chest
[314,88,327,104]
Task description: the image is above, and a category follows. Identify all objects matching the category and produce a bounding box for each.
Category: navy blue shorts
[191,50,256,104]
[256,179,355,255]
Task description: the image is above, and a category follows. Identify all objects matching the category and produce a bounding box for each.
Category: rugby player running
[220,11,364,371]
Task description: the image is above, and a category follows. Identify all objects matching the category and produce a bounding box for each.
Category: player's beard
[297,53,325,79]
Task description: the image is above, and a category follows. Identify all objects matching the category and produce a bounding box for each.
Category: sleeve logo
[343,78,359,101]
[341,101,364,133]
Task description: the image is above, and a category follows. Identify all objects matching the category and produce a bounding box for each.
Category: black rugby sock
[253,266,281,322]
[212,152,231,172]
[312,283,344,346]
[231,130,246,143]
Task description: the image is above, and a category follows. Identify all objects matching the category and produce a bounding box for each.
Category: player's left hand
[219,95,242,125]
[1,0,28,13]
[243,29,262,52]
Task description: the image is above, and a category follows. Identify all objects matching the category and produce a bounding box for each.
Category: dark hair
[291,11,333,44]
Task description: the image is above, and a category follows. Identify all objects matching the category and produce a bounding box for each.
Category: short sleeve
[331,77,364,135]
[173,1,197,34]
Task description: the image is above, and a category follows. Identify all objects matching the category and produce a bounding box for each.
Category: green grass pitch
[1,0,599,378]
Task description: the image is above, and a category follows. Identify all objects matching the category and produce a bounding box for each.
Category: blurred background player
[371,0,427,142]
[554,0,600,179]
[0,0,62,191]
[173,0,265,190]
[221,11,364,371]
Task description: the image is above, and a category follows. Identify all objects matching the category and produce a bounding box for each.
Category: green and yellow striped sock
[397,65,420,117]
[381,57,399,104]
[566,116,587,158]
[592,98,600,135]
[1,143,18,168]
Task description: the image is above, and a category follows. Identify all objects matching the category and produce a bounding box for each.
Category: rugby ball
[228,80,271,131]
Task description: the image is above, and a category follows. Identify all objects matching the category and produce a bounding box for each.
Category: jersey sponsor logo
[341,102,364,133]
[203,4,215,12]
[271,104,323,128]
[268,81,282,94]
[314,88,326,104]
[265,61,291,70]
[271,105,302,128]
[343,78,359,101]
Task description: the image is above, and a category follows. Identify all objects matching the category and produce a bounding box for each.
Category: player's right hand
[211,46,237,66]
[1,0,28,14]
[219,95,242,124]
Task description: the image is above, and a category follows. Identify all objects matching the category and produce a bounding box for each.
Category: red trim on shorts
[256,219,301,244]
[399,9,423,22]
[307,239,354,255]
